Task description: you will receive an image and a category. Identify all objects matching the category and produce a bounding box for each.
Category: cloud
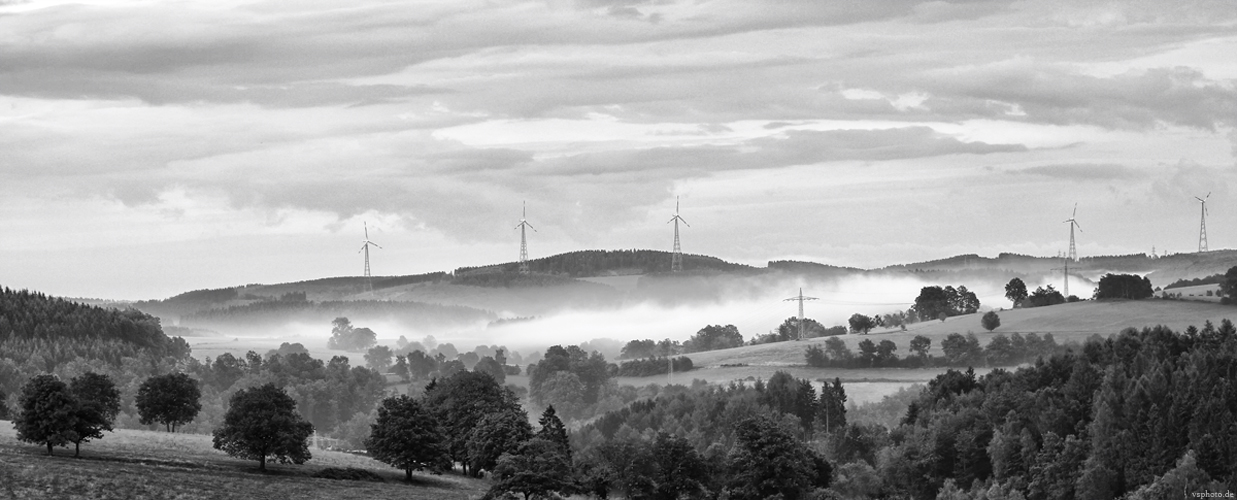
[921,62,1237,131]
[1149,159,1230,202]
[1011,163,1142,180]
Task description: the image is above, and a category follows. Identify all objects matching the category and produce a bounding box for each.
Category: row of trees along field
[11,371,317,472]
[805,330,1071,369]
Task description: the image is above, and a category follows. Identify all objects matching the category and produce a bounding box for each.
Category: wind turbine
[1063,203,1082,262]
[668,196,689,272]
[359,222,381,293]
[783,288,819,341]
[1196,193,1210,253]
[516,201,536,274]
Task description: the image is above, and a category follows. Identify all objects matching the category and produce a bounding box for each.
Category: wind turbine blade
[1074,221,1083,232]
[372,242,382,249]
[680,218,689,227]
[1072,203,1077,218]
[528,223,537,232]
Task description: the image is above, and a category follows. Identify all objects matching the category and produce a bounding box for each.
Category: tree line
[805,331,1066,369]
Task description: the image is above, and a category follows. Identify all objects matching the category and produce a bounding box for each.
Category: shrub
[981,311,1001,331]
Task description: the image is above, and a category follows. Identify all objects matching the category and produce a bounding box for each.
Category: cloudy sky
[2,0,1236,300]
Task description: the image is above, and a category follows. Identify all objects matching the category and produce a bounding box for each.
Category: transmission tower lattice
[668,197,689,272]
[358,222,381,293]
[1196,193,1210,253]
[783,288,819,341]
[1051,258,1070,298]
[516,202,536,274]
[1063,203,1082,262]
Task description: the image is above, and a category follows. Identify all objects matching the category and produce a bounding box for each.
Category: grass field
[684,299,1237,368]
[0,422,488,500]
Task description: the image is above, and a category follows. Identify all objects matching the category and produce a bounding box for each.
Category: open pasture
[0,422,486,500]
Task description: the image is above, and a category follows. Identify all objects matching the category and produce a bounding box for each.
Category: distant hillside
[885,250,1237,288]
[454,249,756,277]
[0,286,175,352]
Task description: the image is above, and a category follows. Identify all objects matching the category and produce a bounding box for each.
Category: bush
[981,311,1001,331]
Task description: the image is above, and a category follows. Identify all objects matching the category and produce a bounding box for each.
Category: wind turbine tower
[668,196,689,272]
[516,201,536,274]
[1196,193,1210,253]
[783,288,819,341]
[359,222,381,292]
[1063,203,1082,262]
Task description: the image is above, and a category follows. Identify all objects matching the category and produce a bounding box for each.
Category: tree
[805,345,827,367]
[0,389,7,420]
[876,339,898,366]
[727,416,831,500]
[1006,277,1028,307]
[474,356,506,384]
[909,335,932,358]
[328,317,353,350]
[1094,273,1154,300]
[651,432,710,500]
[857,339,878,366]
[941,333,982,366]
[982,310,1001,331]
[488,437,575,500]
[13,374,77,456]
[136,373,202,432]
[1221,265,1237,300]
[212,383,314,471]
[849,313,877,335]
[1026,285,1066,307]
[824,337,853,364]
[466,408,533,475]
[66,372,120,457]
[686,324,744,352]
[913,286,951,320]
[536,405,571,460]
[366,394,451,481]
[392,354,410,382]
[422,370,522,475]
[819,378,847,434]
[364,345,393,373]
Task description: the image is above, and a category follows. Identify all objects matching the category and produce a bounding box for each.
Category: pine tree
[536,405,571,459]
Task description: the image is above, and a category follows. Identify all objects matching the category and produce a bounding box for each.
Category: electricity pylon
[783,288,819,341]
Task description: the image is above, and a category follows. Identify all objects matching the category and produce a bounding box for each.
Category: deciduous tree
[366,394,451,481]
[1005,278,1028,307]
[136,372,202,432]
[212,383,314,471]
[14,374,76,456]
[66,372,120,457]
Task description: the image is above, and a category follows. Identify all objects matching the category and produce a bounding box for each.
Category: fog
[181,272,1022,361]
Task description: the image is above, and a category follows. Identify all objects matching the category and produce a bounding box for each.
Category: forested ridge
[453,249,756,277]
[0,287,175,351]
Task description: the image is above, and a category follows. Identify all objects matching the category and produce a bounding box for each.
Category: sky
[2,0,1236,300]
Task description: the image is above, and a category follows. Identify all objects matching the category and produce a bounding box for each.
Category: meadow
[0,422,487,500]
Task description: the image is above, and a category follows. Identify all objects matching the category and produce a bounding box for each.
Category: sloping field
[686,300,1237,367]
[0,423,486,500]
